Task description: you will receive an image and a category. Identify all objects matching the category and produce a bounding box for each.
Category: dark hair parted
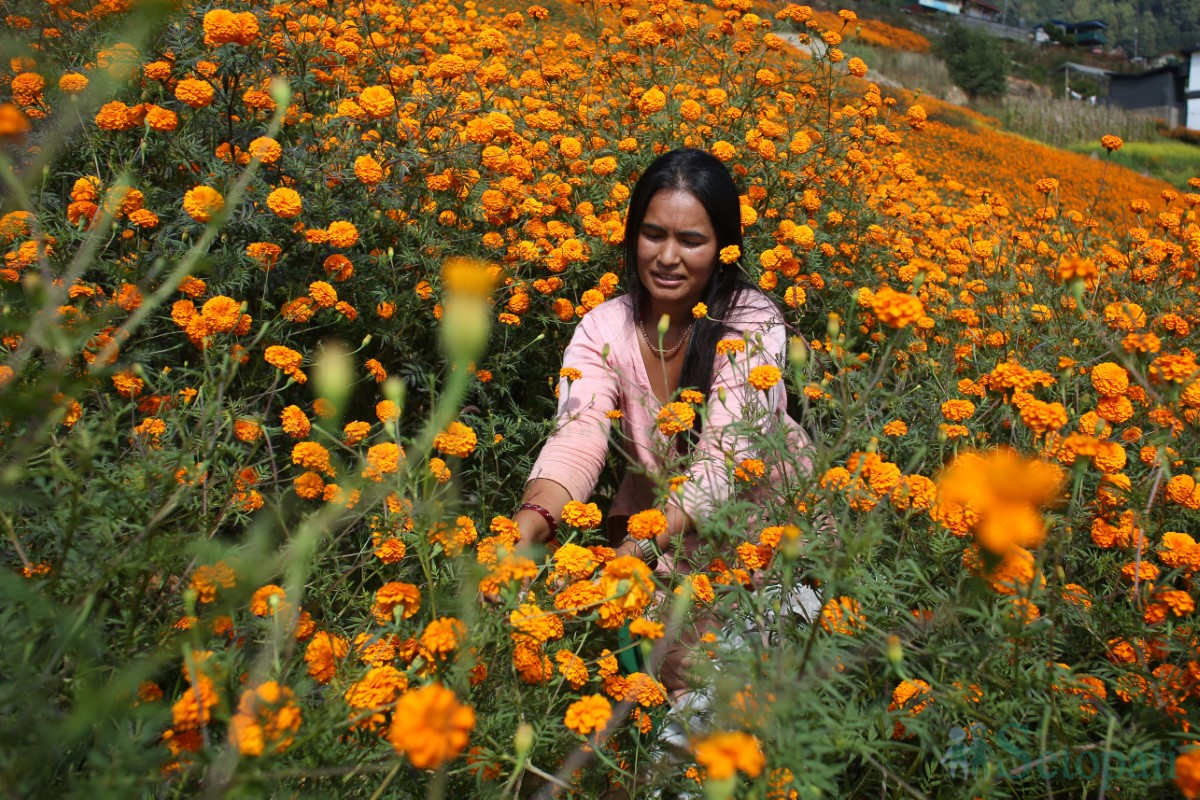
[623,147,766,447]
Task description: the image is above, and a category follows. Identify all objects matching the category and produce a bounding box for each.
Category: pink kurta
[528,291,814,536]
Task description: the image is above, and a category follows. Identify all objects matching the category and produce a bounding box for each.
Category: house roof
[1051,61,1112,78]
[1109,62,1187,82]
[1049,18,1109,31]
[966,0,1001,11]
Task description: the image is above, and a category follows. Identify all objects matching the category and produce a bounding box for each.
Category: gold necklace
[640,318,693,358]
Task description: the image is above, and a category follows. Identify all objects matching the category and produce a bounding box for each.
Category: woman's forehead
[643,189,713,230]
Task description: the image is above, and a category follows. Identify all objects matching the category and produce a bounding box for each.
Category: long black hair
[623,148,759,447]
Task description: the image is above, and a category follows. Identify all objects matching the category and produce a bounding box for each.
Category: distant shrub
[936,24,1009,99]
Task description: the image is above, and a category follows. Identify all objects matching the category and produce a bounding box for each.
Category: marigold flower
[419,616,467,660]
[656,401,695,435]
[561,500,602,529]
[175,78,214,108]
[266,187,302,218]
[564,694,612,736]
[433,421,478,457]
[692,731,765,779]
[247,136,281,164]
[1101,134,1123,152]
[326,220,358,248]
[182,186,224,223]
[304,631,349,683]
[627,508,668,541]
[354,155,384,184]
[871,286,923,329]
[387,683,474,768]
[372,582,421,623]
[363,442,404,481]
[229,681,302,757]
[748,364,782,391]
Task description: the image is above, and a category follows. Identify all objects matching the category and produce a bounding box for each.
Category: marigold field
[1,0,1199,796]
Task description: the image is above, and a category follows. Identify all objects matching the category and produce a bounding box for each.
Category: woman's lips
[650,272,685,288]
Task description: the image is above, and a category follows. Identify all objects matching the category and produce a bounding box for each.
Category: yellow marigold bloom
[657,401,695,435]
[847,56,868,77]
[561,500,602,529]
[693,731,765,780]
[691,302,708,319]
[719,245,740,264]
[292,441,333,476]
[304,631,349,683]
[510,602,564,643]
[341,420,370,445]
[363,442,403,481]
[59,72,88,93]
[174,78,214,108]
[182,186,224,223]
[564,694,612,736]
[627,508,668,541]
[266,187,302,218]
[388,683,475,769]
[748,364,782,391]
[433,421,477,458]
[870,285,924,329]
[560,367,582,382]
[1101,134,1123,152]
[372,582,421,623]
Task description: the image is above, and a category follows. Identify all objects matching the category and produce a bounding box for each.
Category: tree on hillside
[936,25,1010,99]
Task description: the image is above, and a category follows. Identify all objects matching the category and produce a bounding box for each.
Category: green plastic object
[616,622,645,674]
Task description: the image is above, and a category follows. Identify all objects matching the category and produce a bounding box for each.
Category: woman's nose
[659,238,681,265]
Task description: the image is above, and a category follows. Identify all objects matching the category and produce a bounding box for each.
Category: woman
[513,147,817,698]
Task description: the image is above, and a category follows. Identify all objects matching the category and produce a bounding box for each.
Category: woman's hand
[615,537,643,561]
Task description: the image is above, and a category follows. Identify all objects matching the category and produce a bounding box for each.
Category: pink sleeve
[526,310,618,502]
[676,308,792,521]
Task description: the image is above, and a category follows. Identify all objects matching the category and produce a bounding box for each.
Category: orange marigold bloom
[228,681,302,757]
[561,500,602,529]
[354,155,384,184]
[871,286,923,328]
[292,441,333,476]
[359,86,397,118]
[1166,475,1200,509]
[1090,362,1129,397]
[564,694,612,736]
[748,364,782,391]
[387,683,475,769]
[247,136,281,164]
[820,595,865,635]
[433,421,477,457]
[171,674,219,730]
[656,401,695,435]
[249,584,285,616]
[363,442,404,481]
[280,405,310,438]
[308,280,337,309]
[304,632,349,683]
[326,221,358,248]
[200,295,241,333]
[626,509,668,541]
[372,582,421,623]
[1101,134,1123,152]
[182,186,224,223]
[266,187,302,218]
[889,679,933,738]
[692,731,765,779]
[345,665,407,711]
[175,78,215,108]
[419,617,467,660]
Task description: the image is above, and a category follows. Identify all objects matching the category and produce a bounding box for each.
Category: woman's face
[636,189,718,321]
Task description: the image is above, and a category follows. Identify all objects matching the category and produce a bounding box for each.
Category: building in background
[1106,48,1200,129]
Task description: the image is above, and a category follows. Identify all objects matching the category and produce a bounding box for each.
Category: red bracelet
[519,503,558,540]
